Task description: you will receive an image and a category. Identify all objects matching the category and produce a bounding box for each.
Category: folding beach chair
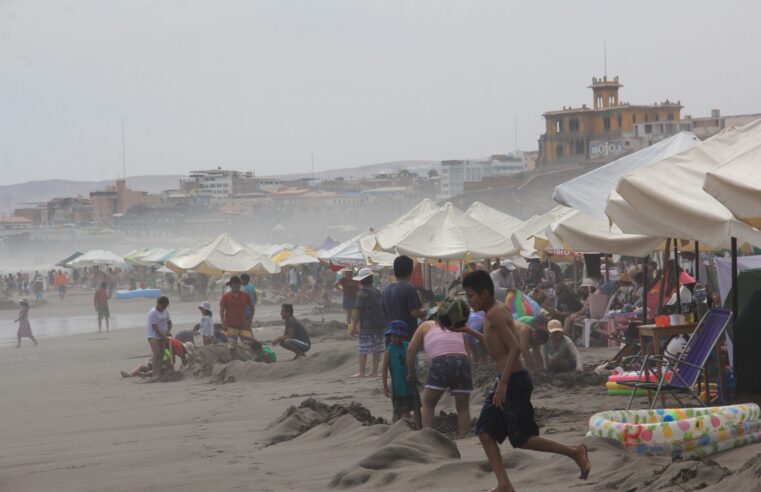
[620,309,731,410]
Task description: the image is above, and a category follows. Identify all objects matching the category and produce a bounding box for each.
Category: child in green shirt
[249,340,277,363]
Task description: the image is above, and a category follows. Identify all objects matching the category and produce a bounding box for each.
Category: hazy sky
[1,1,760,185]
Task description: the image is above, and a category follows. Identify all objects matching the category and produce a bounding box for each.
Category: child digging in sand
[382,320,416,424]
[460,270,590,492]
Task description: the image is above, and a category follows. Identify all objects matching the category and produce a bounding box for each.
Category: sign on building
[589,140,625,158]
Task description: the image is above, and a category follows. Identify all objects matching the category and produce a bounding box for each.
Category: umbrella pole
[674,240,681,308]
[604,254,610,282]
[658,238,672,314]
[694,241,700,282]
[642,256,649,323]
[731,237,738,323]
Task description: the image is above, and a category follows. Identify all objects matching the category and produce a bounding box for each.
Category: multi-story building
[680,110,761,140]
[181,168,255,200]
[438,154,527,200]
[90,179,161,224]
[538,76,682,165]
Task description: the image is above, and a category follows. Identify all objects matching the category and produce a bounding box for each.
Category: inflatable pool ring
[605,381,716,397]
[587,404,761,459]
[608,371,673,383]
[115,288,161,300]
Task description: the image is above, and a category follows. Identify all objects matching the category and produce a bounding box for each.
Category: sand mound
[185,343,355,383]
[266,398,386,444]
[531,368,606,389]
[329,427,461,489]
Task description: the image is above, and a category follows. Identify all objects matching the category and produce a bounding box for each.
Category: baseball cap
[385,320,408,337]
[353,267,373,282]
[548,319,563,333]
[438,297,470,328]
[500,259,517,271]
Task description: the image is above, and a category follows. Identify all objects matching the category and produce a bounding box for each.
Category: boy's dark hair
[462,270,494,296]
[249,340,262,351]
[393,255,414,279]
[533,315,547,329]
[281,303,294,316]
[157,296,170,306]
[100,281,107,288]
[240,273,250,282]
[531,327,549,345]
[360,275,373,286]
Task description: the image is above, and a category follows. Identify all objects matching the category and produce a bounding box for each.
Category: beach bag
[504,290,541,318]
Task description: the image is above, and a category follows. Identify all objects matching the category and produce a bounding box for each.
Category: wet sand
[1,290,760,491]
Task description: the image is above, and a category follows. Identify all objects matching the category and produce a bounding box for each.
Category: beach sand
[2,291,760,491]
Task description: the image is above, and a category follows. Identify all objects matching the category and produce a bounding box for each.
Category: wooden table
[639,323,724,407]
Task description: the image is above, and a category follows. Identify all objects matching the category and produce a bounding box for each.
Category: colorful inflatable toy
[115,288,161,300]
[588,404,761,459]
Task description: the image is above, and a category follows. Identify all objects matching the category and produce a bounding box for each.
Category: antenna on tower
[514,115,518,152]
[121,117,127,180]
[604,42,607,78]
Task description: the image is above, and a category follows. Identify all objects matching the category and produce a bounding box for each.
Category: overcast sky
[1,0,760,185]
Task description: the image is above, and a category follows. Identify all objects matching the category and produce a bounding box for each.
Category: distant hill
[0,175,183,214]
[0,160,443,214]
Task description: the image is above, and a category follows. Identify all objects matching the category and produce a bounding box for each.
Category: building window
[644,124,652,134]
[668,112,674,121]
[575,139,584,155]
[645,114,649,123]
[608,95,615,106]
[555,120,562,133]
[655,113,660,122]
[604,117,611,130]
[617,114,622,128]
[569,118,579,131]
[597,96,603,108]
[632,114,637,124]
[555,144,563,158]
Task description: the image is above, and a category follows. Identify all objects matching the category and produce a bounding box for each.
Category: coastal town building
[538,76,682,165]
[680,110,761,140]
[180,168,255,200]
[438,153,527,200]
[89,179,161,224]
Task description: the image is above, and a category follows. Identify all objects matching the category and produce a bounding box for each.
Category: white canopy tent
[605,119,761,249]
[69,250,126,267]
[320,232,396,267]
[391,202,519,260]
[703,135,761,229]
[464,202,523,256]
[166,233,280,275]
[511,206,575,255]
[359,199,440,253]
[554,132,699,218]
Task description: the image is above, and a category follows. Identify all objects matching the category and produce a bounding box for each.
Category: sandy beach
[2,291,761,492]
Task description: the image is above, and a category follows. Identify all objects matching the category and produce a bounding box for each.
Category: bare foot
[369,372,378,378]
[575,443,591,479]
[350,373,365,378]
[487,484,515,492]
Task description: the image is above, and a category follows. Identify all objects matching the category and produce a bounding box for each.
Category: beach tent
[321,232,396,267]
[123,249,150,264]
[511,206,576,254]
[278,254,321,266]
[166,233,280,275]
[605,119,761,249]
[391,202,518,260]
[56,252,83,267]
[554,132,699,218]
[360,199,440,253]
[69,250,126,267]
[703,134,761,229]
[543,209,664,256]
[464,202,524,255]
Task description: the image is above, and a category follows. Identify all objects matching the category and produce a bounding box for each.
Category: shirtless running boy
[460,270,590,492]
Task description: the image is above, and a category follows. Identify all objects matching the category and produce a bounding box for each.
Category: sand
[2,290,761,491]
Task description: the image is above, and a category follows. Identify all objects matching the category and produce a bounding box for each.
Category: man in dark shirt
[382,256,426,338]
[273,303,311,359]
[351,268,386,377]
[548,283,583,324]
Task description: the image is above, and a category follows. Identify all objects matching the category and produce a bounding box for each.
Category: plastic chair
[620,309,731,409]
[581,291,610,347]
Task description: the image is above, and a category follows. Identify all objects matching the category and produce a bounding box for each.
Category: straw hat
[617,271,633,284]
[547,319,563,333]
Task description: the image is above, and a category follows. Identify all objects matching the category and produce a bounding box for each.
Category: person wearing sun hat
[351,267,386,377]
[491,259,520,301]
[406,297,473,438]
[197,301,214,346]
[382,320,416,422]
[334,267,359,330]
[543,319,582,373]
